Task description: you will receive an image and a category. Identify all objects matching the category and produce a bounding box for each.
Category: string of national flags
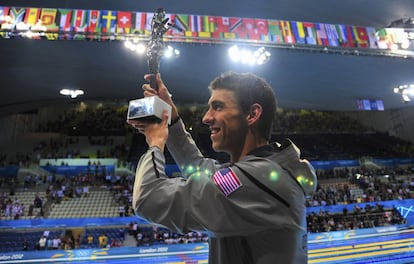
[0,6,407,50]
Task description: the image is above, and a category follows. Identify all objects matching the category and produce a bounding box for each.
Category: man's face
[202,89,247,153]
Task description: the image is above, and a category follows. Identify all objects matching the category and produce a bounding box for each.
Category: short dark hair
[208,71,277,140]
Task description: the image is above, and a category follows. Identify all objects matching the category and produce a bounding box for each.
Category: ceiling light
[163,45,180,58]
[402,94,411,102]
[60,89,84,98]
[228,45,271,65]
[124,41,179,59]
[401,39,410,49]
[135,43,146,54]
[393,84,414,103]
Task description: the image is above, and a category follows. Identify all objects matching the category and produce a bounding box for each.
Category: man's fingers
[142,83,157,95]
[161,110,169,126]
[143,74,153,81]
[156,73,165,87]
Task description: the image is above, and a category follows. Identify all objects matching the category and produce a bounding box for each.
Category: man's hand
[127,110,169,152]
[143,73,179,122]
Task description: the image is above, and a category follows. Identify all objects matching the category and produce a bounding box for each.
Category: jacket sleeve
[166,118,218,178]
[132,144,221,234]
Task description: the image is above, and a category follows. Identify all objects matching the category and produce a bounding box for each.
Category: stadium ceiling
[1,0,414,117]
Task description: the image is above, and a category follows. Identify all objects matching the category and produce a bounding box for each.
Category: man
[128,72,317,263]
[38,235,47,250]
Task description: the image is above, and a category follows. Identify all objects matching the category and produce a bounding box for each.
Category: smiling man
[128,72,317,264]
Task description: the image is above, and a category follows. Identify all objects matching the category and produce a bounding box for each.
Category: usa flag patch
[213,167,242,196]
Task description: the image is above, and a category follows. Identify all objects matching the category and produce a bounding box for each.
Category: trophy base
[127,96,171,124]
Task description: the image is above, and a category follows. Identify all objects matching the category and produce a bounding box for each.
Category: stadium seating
[48,190,118,218]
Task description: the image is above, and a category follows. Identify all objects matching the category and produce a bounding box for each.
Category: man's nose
[202,110,212,125]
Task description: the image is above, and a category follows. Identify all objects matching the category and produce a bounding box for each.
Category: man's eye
[212,103,223,111]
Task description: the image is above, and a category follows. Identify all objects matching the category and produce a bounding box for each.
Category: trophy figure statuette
[127,8,175,124]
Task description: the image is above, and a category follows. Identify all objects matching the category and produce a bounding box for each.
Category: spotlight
[125,41,179,59]
[135,43,146,54]
[60,89,84,98]
[163,45,180,58]
[393,84,414,103]
[402,94,411,102]
[227,45,271,65]
[124,39,147,54]
[401,39,410,49]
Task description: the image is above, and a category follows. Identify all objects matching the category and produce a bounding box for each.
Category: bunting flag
[72,9,88,31]
[203,16,216,32]
[9,7,26,28]
[72,9,88,40]
[145,12,153,33]
[376,28,390,49]
[40,8,58,40]
[57,9,72,31]
[24,8,41,27]
[198,16,213,38]
[229,17,242,32]
[101,11,117,35]
[0,4,402,53]
[243,18,259,40]
[86,10,100,40]
[315,23,328,46]
[326,24,339,47]
[57,9,72,39]
[186,15,200,37]
[335,24,346,45]
[344,25,356,47]
[161,13,174,36]
[216,16,230,33]
[303,22,317,45]
[117,11,131,35]
[0,6,10,20]
[366,27,378,49]
[268,20,283,43]
[214,16,229,38]
[280,20,295,43]
[354,26,369,48]
[189,15,202,33]
[256,19,268,36]
[291,21,306,44]
[172,14,188,36]
[229,17,246,38]
[131,12,146,34]
[0,6,11,38]
[256,19,268,41]
[40,8,59,31]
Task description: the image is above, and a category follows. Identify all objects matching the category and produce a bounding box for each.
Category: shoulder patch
[212,167,242,196]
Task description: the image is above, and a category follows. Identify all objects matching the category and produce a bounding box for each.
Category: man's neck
[231,139,269,163]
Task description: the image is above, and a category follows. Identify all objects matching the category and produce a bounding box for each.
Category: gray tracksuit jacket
[134,119,317,264]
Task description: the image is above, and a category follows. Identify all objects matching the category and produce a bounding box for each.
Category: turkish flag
[256,19,268,35]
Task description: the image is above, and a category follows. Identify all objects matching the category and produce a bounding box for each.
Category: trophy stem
[126,8,174,123]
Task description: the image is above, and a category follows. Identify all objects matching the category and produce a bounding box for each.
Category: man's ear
[246,104,262,125]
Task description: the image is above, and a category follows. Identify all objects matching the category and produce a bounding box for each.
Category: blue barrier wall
[0,217,147,229]
[40,165,115,176]
[0,166,18,178]
[0,243,209,262]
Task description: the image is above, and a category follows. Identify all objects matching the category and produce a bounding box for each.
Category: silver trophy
[127,8,179,124]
